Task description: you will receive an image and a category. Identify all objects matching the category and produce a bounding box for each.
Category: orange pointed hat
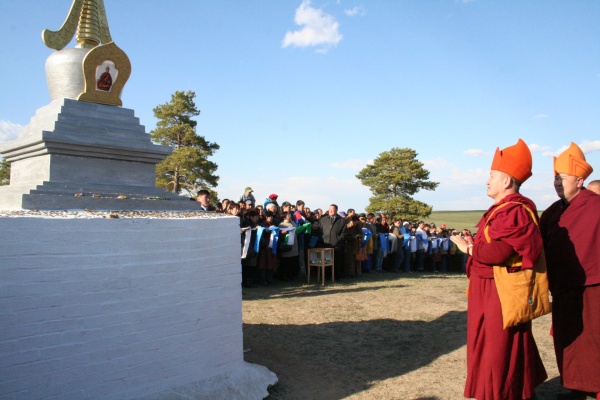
[554,142,593,179]
[490,138,532,183]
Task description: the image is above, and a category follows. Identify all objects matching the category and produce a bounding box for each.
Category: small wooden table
[307,248,334,285]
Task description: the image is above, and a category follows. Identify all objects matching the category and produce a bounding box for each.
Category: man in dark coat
[315,204,346,279]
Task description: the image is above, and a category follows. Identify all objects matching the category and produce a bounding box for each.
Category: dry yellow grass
[243,272,564,400]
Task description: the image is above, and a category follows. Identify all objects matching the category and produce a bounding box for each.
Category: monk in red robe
[451,139,547,400]
[540,142,600,400]
[97,66,112,91]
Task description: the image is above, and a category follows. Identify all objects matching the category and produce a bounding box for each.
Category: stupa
[0,1,277,399]
[0,0,197,211]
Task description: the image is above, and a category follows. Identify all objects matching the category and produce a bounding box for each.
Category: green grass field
[427,208,544,233]
[427,210,484,232]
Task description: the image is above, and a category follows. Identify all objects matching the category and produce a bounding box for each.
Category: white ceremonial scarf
[440,237,450,251]
[430,237,438,249]
[241,226,252,259]
[409,236,417,252]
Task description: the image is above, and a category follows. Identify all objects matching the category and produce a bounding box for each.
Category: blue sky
[1,0,599,213]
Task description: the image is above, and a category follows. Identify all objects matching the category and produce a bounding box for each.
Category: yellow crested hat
[554,142,593,179]
[490,138,532,183]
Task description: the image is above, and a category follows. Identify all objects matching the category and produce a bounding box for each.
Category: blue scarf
[255,226,284,254]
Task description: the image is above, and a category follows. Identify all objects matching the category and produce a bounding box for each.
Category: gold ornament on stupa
[43,0,131,106]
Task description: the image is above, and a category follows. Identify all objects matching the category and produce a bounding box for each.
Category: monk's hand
[450,235,469,253]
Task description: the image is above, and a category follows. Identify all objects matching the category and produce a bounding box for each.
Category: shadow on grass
[243,310,467,400]
[534,376,568,399]
[243,271,465,301]
[244,283,409,301]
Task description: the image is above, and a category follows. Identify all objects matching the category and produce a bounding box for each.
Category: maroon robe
[96,71,112,91]
[466,193,547,399]
[540,188,600,393]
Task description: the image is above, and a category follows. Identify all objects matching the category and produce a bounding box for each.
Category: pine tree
[0,160,10,186]
[150,91,219,196]
[356,147,439,220]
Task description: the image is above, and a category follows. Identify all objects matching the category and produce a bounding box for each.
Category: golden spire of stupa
[42,0,130,107]
[42,0,112,50]
[76,0,101,48]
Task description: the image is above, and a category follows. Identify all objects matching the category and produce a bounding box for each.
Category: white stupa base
[137,363,277,400]
[0,214,277,399]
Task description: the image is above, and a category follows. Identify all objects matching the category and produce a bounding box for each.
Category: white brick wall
[0,216,246,400]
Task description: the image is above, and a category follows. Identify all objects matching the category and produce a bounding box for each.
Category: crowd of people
[197,186,475,287]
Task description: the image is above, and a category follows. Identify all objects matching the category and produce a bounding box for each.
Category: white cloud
[344,6,365,17]
[579,140,600,153]
[282,0,343,51]
[418,156,567,211]
[220,174,372,213]
[263,175,370,212]
[419,157,489,211]
[542,140,600,157]
[424,157,488,186]
[423,157,450,170]
[330,158,370,170]
[0,120,23,142]
[528,143,550,153]
[464,148,491,157]
[542,149,561,157]
[533,114,548,119]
